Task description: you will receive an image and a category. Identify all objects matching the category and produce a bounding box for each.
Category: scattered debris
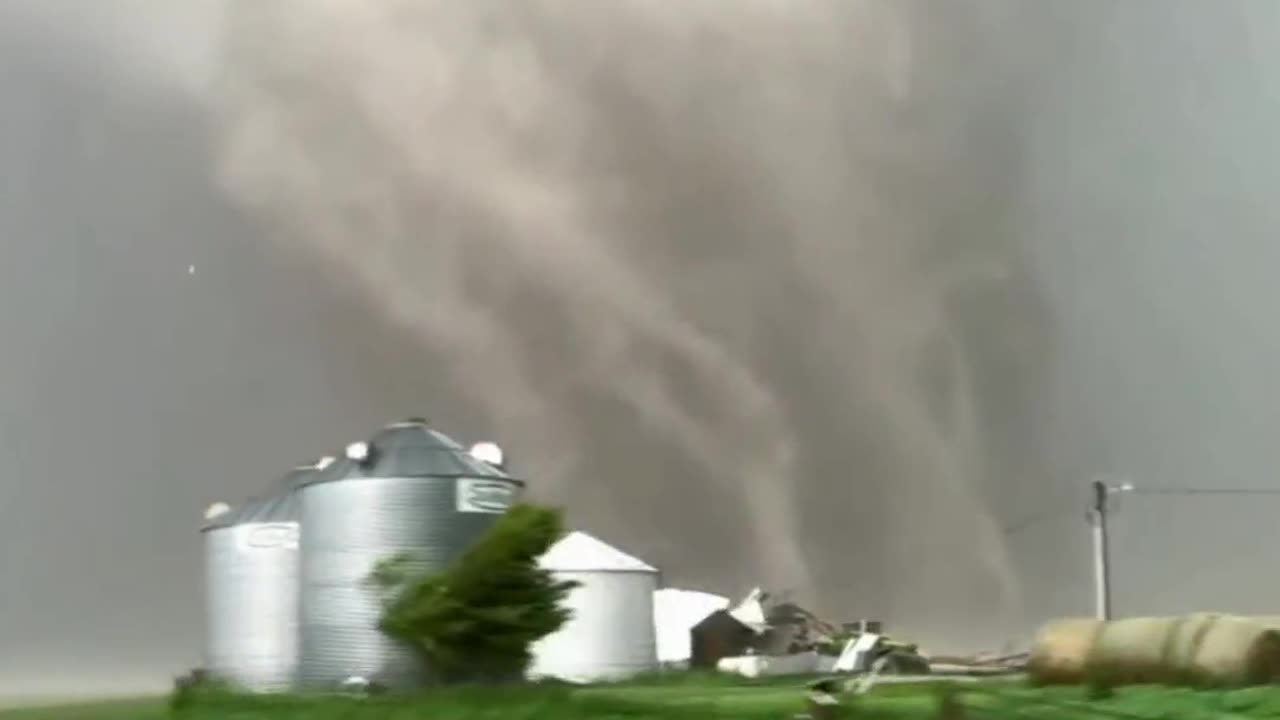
[805,685,844,720]
[172,667,209,694]
[832,632,882,673]
[338,675,388,697]
[702,587,933,680]
[717,650,826,678]
[851,654,891,695]
[929,652,1028,677]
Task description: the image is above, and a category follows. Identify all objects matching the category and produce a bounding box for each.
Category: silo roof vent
[315,424,519,483]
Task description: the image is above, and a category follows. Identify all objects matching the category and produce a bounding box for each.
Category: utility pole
[1083,479,1280,622]
[1089,479,1112,621]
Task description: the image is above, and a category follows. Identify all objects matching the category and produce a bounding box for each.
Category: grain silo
[296,419,522,690]
[528,531,660,682]
[202,458,330,692]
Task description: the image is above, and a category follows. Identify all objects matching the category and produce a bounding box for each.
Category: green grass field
[0,697,166,720]
[8,677,1280,720]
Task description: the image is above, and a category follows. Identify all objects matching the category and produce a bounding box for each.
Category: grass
[11,676,1280,719]
[168,682,814,720]
[0,697,166,720]
[955,684,1280,720]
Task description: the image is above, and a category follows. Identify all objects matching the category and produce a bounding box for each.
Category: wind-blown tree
[370,503,579,682]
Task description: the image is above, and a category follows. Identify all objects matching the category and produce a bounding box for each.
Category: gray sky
[0,2,476,694]
[2,0,1280,697]
[1019,1,1280,620]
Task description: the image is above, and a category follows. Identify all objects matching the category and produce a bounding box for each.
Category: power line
[1088,478,1280,624]
[1129,487,1280,496]
[999,484,1280,536]
[1001,506,1073,536]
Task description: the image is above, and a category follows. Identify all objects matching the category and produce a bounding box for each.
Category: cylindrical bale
[1160,612,1220,684]
[1026,618,1104,685]
[1182,614,1280,687]
[1086,616,1182,686]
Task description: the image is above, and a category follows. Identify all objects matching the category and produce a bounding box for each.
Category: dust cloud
[4,0,1280,699]
[212,0,1041,645]
[0,0,481,696]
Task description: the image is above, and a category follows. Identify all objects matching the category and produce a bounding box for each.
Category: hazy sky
[0,1,476,695]
[3,0,1280,698]
[1020,1,1280,620]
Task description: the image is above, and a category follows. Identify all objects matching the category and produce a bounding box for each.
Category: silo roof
[305,421,520,484]
[202,463,324,531]
[280,460,331,490]
[538,531,658,573]
[202,494,289,531]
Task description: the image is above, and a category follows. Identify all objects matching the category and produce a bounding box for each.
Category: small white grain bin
[529,532,659,682]
[652,588,730,666]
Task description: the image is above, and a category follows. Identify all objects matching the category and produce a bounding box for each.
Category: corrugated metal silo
[529,531,660,682]
[202,459,329,692]
[297,420,523,690]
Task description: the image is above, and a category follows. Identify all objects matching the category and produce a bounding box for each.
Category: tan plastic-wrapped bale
[1079,613,1280,688]
[1026,618,1103,685]
[1160,612,1221,684]
[1086,616,1181,686]
[1031,614,1280,688]
[1181,614,1280,687]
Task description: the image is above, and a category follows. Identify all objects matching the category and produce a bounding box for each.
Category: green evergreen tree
[370,503,579,682]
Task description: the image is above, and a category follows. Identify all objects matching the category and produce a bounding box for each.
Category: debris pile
[927,651,1029,677]
[687,587,930,678]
